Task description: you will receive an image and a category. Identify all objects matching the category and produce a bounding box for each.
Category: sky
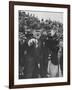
[25,10,63,23]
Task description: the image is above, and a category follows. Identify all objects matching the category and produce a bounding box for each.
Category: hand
[28,38,36,46]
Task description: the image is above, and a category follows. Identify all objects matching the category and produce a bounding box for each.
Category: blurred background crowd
[19,10,63,42]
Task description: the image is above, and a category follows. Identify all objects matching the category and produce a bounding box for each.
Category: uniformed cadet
[39,31,49,77]
[46,29,59,77]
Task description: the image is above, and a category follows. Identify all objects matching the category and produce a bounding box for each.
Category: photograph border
[9,1,70,89]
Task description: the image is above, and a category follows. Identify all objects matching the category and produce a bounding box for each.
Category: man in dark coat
[39,33,49,77]
[23,29,49,78]
[45,29,59,77]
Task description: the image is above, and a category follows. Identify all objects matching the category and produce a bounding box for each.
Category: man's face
[50,30,56,36]
[33,30,41,39]
[48,29,56,37]
[35,32,41,39]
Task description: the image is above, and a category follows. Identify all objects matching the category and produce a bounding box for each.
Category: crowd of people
[19,11,63,79]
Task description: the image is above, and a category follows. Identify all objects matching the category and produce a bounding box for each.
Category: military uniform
[45,33,59,77]
[39,36,49,77]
